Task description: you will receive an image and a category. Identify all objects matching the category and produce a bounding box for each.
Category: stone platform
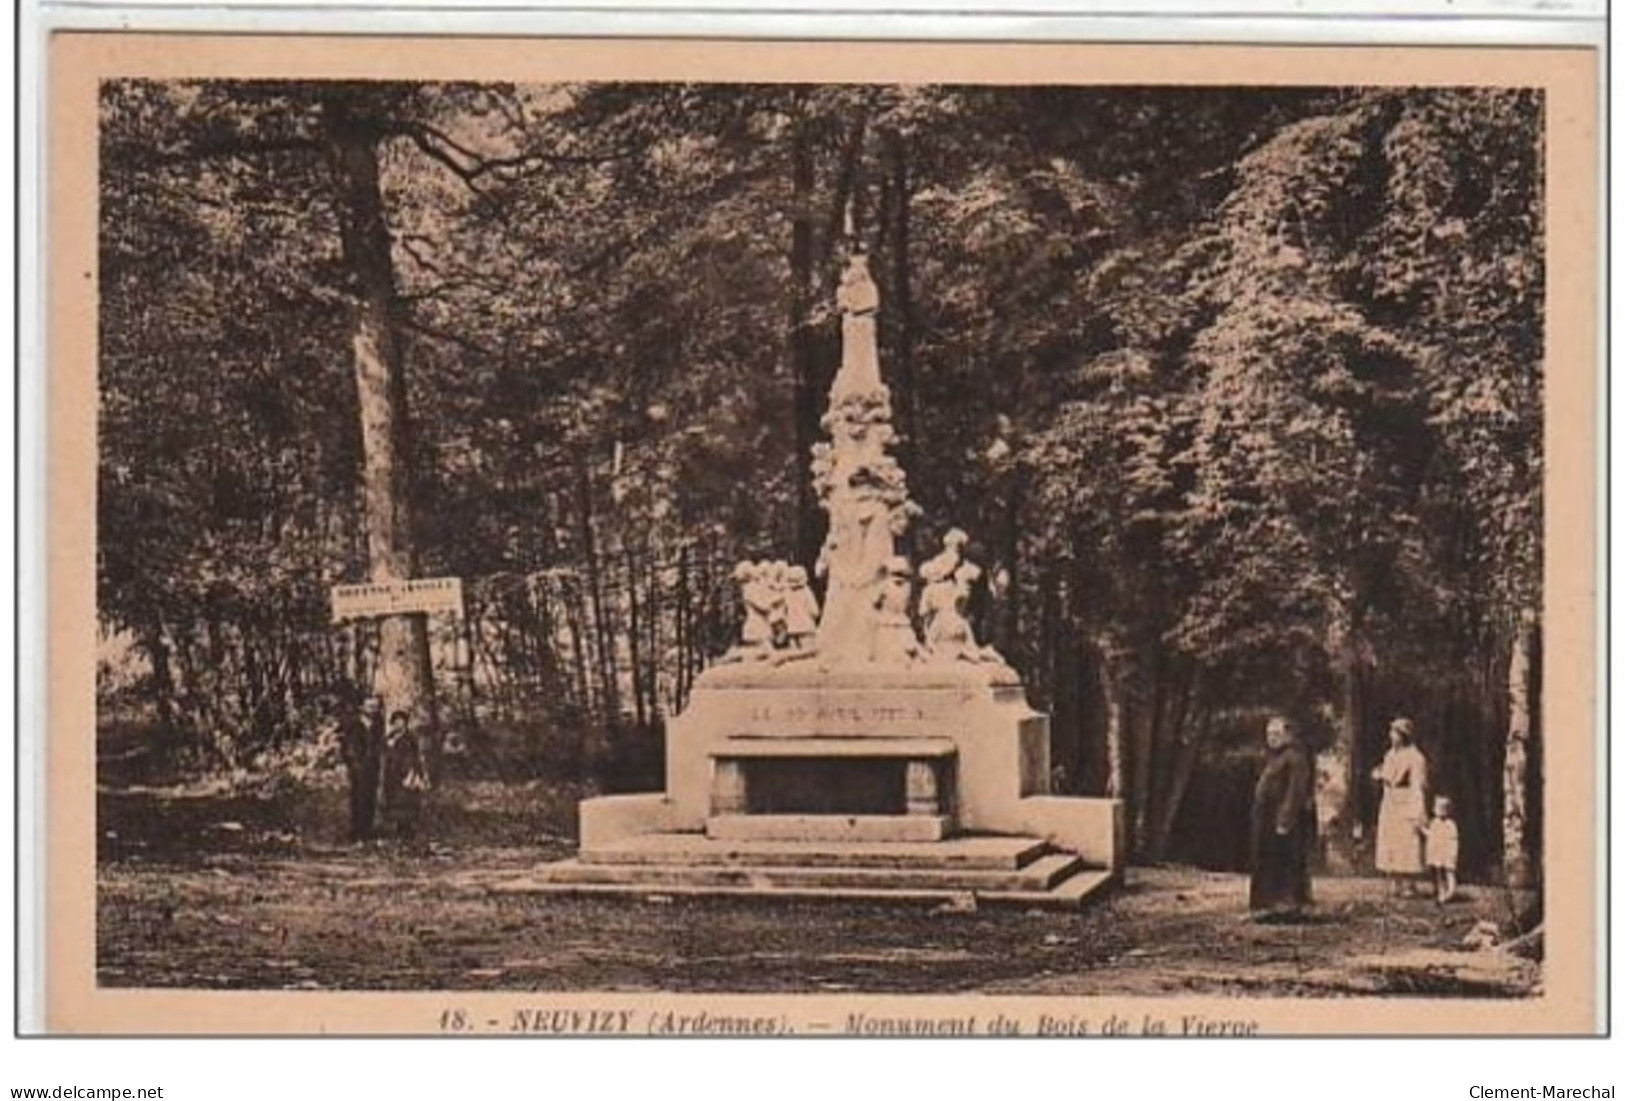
[527,664,1124,910]
[503,833,1117,909]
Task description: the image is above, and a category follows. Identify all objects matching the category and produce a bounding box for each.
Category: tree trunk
[138,617,179,752]
[1097,636,1127,801]
[1128,651,1163,859]
[827,118,869,250]
[993,477,1025,661]
[789,118,821,568]
[562,577,593,724]
[625,547,647,730]
[322,97,440,775]
[457,604,480,736]
[575,463,618,762]
[674,543,692,711]
[644,550,664,721]
[1147,669,1208,862]
[879,127,916,478]
[1502,608,1538,887]
[1321,600,1362,872]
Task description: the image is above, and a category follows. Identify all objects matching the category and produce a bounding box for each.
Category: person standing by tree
[1249,716,1316,922]
[380,709,428,841]
[1372,717,1429,897]
[339,693,384,842]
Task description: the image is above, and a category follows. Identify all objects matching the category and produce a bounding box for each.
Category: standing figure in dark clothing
[339,694,384,842]
[380,709,428,841]
[1249,715,1316,921]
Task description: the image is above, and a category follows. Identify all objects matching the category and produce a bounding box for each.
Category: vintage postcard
[45,33,1600,1035]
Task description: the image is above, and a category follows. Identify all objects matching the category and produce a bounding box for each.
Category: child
[1425,795,1460,904]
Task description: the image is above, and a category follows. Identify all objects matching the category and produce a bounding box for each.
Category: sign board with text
[330,577,464,623]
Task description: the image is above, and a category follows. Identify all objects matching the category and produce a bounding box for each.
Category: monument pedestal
[518,664,1123,909]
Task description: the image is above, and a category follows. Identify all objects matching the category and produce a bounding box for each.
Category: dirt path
[96,779,1539,996]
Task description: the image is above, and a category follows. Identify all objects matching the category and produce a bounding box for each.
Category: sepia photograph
[43,34,1600,1035]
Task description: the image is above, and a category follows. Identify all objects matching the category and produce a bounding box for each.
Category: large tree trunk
[322,98,440,777]
[561,576,593,724]
[788,118,821,568]
[674,543,692,711]
[643,549,663,723]
[878,127,916,478]
[1127,650,1164,859]
[138,617,179,753]
[1502,608,1538,887]
[1147,665,1207,862]
[1096,636,1128,801]
[1321,599,1362,872]
[993,478,1025,661]
[575,462,618,761]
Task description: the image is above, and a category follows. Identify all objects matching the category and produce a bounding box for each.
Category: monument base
[507,831,1118,909]
[522,664,1124,910]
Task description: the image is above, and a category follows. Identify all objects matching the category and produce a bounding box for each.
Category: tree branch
[396,234,444,276]
[404,122,641,192]
[404,128,484,190]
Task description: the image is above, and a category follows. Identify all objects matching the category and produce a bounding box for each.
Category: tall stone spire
[811,249,919,666]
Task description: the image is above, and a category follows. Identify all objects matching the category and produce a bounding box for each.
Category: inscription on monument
[748,704,929,724]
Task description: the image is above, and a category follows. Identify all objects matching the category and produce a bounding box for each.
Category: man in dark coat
[339,694,384,842]
[1249,715,1316,921]
[380,709,428,841]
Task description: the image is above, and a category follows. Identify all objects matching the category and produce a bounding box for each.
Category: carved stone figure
[870,556,921,666]
[925,565,977,664]
[832,251,883,402]
[924,559,1005,667]
[717,560,777,662]
[918,528,969,642]
[783,565,821,650]
[765,559,792,649]
[952,562,991,657]
[921,528,968,581]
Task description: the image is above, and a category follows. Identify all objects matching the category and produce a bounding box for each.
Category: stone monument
[515,248,1122,907]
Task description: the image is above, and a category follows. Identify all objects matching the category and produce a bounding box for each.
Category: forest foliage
[97,81,1544,879]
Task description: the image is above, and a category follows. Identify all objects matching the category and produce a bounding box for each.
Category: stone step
[491,866,1115,911]
[980,869,1117,907]
[706,814,949,843]
[581,833,1050,871]
[517,851,1083,893]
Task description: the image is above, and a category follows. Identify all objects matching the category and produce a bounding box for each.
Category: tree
[320,88,441,765]
[1357,89,1544,884]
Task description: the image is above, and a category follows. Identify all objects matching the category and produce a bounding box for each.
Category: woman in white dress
[1371,717,1429,896]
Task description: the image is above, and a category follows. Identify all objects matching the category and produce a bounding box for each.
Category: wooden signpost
[331,576,464,623]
